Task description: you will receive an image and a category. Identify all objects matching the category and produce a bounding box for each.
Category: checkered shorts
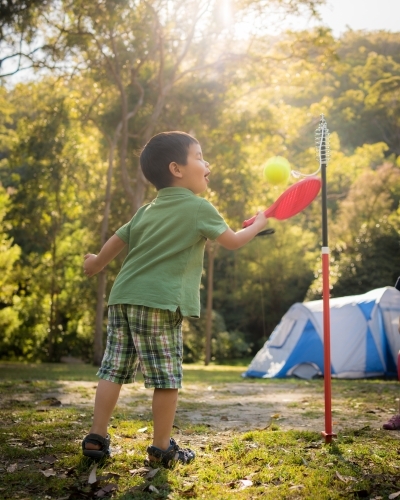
[97,304,183,389]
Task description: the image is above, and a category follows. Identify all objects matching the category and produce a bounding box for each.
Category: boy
[82,131,268,467]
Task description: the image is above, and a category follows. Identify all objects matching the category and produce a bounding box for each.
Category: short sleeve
[115,219,131,244]
[197,199,229,240]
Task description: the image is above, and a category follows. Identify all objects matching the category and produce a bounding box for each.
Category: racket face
[265,177,321,220]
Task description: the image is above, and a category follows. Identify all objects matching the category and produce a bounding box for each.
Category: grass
[1,362,400,499]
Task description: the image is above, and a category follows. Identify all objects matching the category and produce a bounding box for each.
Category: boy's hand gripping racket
[242,177,322,228]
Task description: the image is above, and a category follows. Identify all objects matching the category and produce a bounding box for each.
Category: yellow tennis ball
[263,156,291,185]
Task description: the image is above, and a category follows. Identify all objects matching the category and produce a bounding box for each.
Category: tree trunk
[205,240,216,365]
[93,269,107,365]
[48,239,57,361]
[92,136,116,366]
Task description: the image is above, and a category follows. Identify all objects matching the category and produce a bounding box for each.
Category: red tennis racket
[242,177,322,228]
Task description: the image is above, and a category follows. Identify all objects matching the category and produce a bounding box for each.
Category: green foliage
[182,309,227,363]
[0,81,106,361]
[212,330,253,361]
[0,183,21,350]
[1,8,400,362]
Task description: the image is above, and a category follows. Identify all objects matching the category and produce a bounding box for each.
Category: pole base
[321,431,337,443]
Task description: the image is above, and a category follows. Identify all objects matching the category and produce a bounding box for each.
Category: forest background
[0,0,399,366]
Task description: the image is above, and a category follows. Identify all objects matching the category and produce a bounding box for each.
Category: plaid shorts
[97,304,183,389]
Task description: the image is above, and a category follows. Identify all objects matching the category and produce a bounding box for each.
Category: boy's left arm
[84,234,127,277]
[217,211,268,250]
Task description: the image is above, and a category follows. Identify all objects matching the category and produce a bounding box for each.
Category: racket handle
[242,215,256,228]
[243,211,268,228]
[256,228,275,237]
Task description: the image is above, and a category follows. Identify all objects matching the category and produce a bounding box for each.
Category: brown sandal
[82,433,111,459]
[146,438,195,468]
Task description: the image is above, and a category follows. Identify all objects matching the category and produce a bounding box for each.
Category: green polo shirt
[108,187,229,317]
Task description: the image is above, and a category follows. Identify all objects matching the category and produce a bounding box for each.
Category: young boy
[82,131,268,467]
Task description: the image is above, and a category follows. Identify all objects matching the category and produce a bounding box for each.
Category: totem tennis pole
[316,115,336,443]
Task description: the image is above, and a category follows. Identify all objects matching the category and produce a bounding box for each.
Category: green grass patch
[1,363,400,498]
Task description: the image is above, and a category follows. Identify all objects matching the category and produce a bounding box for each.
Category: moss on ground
[1,363,400,499]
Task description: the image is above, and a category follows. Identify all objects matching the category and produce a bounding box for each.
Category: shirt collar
[157,187,196,198]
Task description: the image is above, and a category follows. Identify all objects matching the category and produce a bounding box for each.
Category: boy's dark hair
[140,131,199,190]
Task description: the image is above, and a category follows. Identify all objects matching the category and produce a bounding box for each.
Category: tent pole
[318,115,337,444]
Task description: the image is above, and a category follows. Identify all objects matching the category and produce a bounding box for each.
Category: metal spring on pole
[315,114,331,166]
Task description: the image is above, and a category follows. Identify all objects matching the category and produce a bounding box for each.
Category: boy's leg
[84,379,122,450]
[84,304,138,454]
[131,306,194,465]
[151,388,178,451]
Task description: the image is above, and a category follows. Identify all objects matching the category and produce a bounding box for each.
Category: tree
[0,80,105,360]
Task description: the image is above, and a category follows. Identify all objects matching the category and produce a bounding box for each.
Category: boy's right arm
[84,234,127,277]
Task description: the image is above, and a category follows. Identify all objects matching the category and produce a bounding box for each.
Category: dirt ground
[26,379,400,437]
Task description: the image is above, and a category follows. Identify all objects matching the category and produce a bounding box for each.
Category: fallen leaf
[143,484,159,493]
[145,468,159,479]
[7,463,18,473]
[41,468,56,477]
[335,471,356,482]
[95,483,118,497]
[389,492,400,500]
[40,455,57,464]
[88,464,98,484]
[137,427,148,433]
[129,466,157,477]
[289,484,305,490]
[304,442,321,449]
[238,479,253,490]
[271,413,280,419]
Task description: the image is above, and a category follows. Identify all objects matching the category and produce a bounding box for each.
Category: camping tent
[243,287,400,379]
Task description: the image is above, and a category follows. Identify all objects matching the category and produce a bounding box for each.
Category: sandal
[146,438,195,468]
[82,433,111,459]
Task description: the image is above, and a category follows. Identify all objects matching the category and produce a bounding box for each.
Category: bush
[211,330,253,362]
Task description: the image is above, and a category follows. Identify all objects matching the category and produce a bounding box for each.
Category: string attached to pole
[291,115,331,179]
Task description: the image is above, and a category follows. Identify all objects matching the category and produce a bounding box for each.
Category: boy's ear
[169,162,183,178]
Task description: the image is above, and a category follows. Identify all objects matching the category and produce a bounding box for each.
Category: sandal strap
[147,438,195,468]
[83,433,110,447]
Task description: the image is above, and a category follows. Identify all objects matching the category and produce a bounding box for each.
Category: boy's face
[172,143,210,194]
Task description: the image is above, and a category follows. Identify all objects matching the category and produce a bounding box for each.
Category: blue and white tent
[243,287,400,379]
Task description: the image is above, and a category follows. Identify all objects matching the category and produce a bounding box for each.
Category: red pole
[318,114,336,443]
[321,249,335,442]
